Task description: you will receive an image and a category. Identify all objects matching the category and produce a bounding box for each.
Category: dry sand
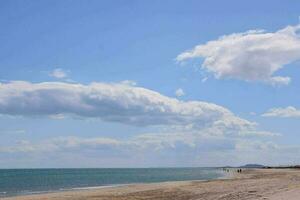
[2,169,300,200]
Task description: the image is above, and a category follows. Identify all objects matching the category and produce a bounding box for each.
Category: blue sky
[1,0,300,168]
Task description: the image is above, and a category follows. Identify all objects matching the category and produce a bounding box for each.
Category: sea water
[0,168,225,197]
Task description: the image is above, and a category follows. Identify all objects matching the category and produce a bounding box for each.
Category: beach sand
[2,169,300,200]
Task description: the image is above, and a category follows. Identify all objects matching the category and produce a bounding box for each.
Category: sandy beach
[2,169,300,200]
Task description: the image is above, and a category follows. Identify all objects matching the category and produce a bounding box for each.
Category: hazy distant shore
[3,168,300,200]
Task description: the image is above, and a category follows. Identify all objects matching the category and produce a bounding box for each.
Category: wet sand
[2,169,300,200]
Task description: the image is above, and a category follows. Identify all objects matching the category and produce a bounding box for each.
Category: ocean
[0,168,225,197]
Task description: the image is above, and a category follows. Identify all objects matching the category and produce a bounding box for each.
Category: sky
[1,0,300,168]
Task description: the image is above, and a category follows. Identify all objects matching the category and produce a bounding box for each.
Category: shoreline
[0,169,229,198]
[0,184,130,199]
[1,177,227,199]
[2,169,300,200]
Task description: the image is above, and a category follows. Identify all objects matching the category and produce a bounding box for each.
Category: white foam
[70,184,128,191]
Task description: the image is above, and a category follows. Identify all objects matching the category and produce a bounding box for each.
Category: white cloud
[262,106,300,118]
[0,129,277,154]
[268,76,291,86]
[0,132,289,168]
[0,137,122,153]
[49,113,66,120]
[177,24,300,86]
[0,81,252,129]
[0,129,26,135]
[0,81,279,166]
[237,130,281,137]
[120,80,137,86]
[0,120,291,167]
[49,68,68,79]
[0,134,182,154]
[249,112,256,116]
[235,140,279,152]
[175,88,185,97]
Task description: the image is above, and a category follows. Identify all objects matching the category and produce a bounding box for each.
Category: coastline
[0,168,226,198]
[2,169,300,200]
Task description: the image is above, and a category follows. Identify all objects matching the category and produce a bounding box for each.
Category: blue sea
[0,168,225,197]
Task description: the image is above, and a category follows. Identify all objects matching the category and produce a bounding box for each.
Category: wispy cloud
[49,68,68,79]
[0,128,279,154]
[175,88,185,97]
[201,77,208,83]
[0,129,26,135]
[120,80,137,86]
[177,23,300,86]
[0,131,287,167]
[262,106,300,118]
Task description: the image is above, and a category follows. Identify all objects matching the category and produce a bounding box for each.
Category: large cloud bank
[177,24,300,85]
[0,81,281,167]
[0,81,251,129]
